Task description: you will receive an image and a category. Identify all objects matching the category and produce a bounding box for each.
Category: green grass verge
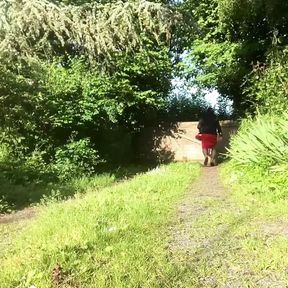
[163,163,288,287]
[0,174,116,213]
[0,162,200,288]
[0,165,154,213]
[223,160,288,200]
[212,162,288,286]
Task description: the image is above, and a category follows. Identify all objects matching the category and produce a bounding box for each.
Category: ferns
[0,0,177,63]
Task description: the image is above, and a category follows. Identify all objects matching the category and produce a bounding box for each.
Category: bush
[247,48,288,114]
[0,142,54,184]
[0,196,10,213]
[53,138,103,180]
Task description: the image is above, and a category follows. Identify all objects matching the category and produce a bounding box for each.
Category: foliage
[0,197,10,214]
[0,142,53,185]
[0,0,178,180]
[212,1,288,203]
[218,0,288,40]
[179,0,244,113]
[0,0,176,65]
[227,114,288,169]
[226,113,288,199]
[180,0,288,115]
[246,48,288,114]
[0,33,173,178]
[0,44,171,160]
[53,138,103,179]
[0,162,200,287]
[0,157,155,212]
[160,95,208,122]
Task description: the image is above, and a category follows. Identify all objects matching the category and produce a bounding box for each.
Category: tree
[0,0,176,64]
[180,0,288,115]
[0,0,178,176]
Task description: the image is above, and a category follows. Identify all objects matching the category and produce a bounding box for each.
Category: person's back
[197,108,222,166]
[197,109,222,136]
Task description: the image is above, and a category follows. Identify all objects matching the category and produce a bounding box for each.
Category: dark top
[197,118,222,136]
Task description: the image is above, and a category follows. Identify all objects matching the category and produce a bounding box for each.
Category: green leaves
[0,0,176,64]
[246,48,288,114]
[228,114,288,169]
[0,42,173,174]
[53,138,102,179]
[181,0,288,115]
[0,0,173,178]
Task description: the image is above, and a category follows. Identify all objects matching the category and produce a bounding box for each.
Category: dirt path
[0,207,36,225]
[169,166,288,288]
[170,166,226,250]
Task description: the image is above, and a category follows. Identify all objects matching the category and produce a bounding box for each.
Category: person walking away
[197,108,222,166]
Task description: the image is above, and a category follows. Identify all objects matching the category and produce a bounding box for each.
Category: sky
[204,89,220,108]
[171,77,233,114]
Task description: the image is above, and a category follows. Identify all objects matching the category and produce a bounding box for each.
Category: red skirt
[196,134,217,149]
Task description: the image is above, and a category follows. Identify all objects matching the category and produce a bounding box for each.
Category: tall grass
[228,113,288,168]
[226,113,288,198]
[0,162,199,288]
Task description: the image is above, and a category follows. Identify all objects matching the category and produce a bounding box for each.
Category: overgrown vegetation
[0,0,179,187]
[180,0,288,115]
[0,153,158,213]
[2,0,288,286]
[224,114,288,199]
[177,0,288,199]
[247,49,288,114]
[0,162,200,287]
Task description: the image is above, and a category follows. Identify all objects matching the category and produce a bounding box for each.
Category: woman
[197,108,222,166]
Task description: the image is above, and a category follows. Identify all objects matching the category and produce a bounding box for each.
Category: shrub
[246,48,288,114]
[53,138,103,180]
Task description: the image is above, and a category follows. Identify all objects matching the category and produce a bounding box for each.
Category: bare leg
[202,148,209,166]
[210,148,217,166]
[207,148,212,157]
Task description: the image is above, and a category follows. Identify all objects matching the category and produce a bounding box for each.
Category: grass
[3,140,287,288]
[0,174,115,213]
[173,112,288,286]
[0,162,200,288]
[210,163,288,286]
[0,164,155,213]
[164,163,288,287]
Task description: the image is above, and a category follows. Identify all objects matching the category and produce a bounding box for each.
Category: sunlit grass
[165,163,288,287]
[0,162,200,287]
[0,165,156,212]
[227,113,288,170]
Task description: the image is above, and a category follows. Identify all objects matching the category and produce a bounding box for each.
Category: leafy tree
[180,0,288,115]
[0,0,175,64]
[0,0,177,177]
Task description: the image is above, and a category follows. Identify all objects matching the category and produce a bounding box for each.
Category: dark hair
[207,107,214,115]
[202,107,216,122]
